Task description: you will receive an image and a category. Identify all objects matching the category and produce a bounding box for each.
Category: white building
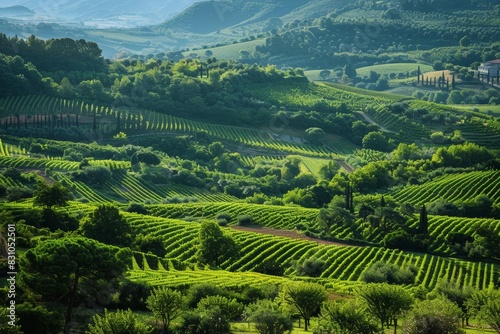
[478,59,500,77]
[478,59,500,86]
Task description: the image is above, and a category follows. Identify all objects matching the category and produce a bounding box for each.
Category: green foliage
[281,282,328,331]
[295,257,326,278]
[402,297,465,334]
[133,151,161,166]
[244,299,293,334]
[20,237,130,331]
[305,127,326,144]
[432,143,493,168]
[115,279,151,310]
[237,214,254,226]
[314,299,378,334]
[362,131,390,152]
[197,295,244,321]
[180,307,231,334]
[14,302,63,334]
[254,259,285,276]
[185,283,226,309]
[469,289,500,333]
[146,286,184,332]
[76,165,112,186]
[361,261,416,285]
[85,309,153,334]
[81,205,133,247]
[33,180,72,209]
[197,221,239,267]
[358,283,413,330]
[134,234,166,258]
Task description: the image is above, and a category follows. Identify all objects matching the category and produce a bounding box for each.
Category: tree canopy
[20,237,131,334]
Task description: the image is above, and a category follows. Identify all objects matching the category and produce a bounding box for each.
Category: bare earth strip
[230,226,363,247]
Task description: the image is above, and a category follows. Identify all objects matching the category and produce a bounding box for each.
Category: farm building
[478,59,500,85]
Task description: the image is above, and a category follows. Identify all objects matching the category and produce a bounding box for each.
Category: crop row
[0,95,342,157]
[125,212,499,290]
[50,169,239,204]
[0,156,80,171]
[393,170,500,205]
[364,107,431,140]
[146,202,318,230]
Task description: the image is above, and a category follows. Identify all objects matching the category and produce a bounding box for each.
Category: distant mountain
[158,0,351,34]
[0,5,34,17]
[0,0,202,25]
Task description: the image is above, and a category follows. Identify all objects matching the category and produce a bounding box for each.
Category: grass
[182,39,265,60]
[356,63,434,77]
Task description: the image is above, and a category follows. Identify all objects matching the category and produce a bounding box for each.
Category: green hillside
[2,5,500,334]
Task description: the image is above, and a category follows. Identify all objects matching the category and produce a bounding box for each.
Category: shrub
[295,257,325,277]
[237,214,254,226]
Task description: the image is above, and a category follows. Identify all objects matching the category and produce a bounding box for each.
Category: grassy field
[182,39,265,60]
[356,63,434,77]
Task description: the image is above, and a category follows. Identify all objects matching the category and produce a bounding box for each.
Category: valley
[1,0,500,333]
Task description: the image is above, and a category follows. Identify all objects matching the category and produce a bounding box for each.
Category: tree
[86,309,153,334]
[80,205,133,247]
[459,36,471,49]
[180,307,231,334]
[244,299,293,334]
[403,297,465,334]
[343,63,357,79]
[146,287,184,332]
[315,299,378,334]
[358,283,413,333]
[418,204,428,234]
[197,295,244,321]
[319,70,331,80]
[295,257,325,277]
[360,261,415,285]
[469,289,500,333]
[185,283,225,309]
[20,237,131,334]
[282,282,328,331]
[197,221,238,267]
[305,127,326,144]
[135,151,161,165]
[33,180,72,210]
[317,206,354,234]
[436,280,474,327]
[362,132,389,152]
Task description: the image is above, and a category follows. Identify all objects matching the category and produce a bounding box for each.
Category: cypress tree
[452,74,456,89]
[92,109,97,132]
[60,111,63,128]
[116,111,121,133]
[419,205,428,234]
[417,66,421,84]
[380,195,386,208]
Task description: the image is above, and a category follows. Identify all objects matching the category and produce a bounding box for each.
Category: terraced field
[125,212,500,291]
[393,170,500,205]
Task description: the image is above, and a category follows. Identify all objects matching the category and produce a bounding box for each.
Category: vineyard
[393,170,500,205]
[124,211,500,291]
[2,5,500,333]
[0,95,344,157]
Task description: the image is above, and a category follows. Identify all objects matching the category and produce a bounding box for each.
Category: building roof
[483,59,500,65]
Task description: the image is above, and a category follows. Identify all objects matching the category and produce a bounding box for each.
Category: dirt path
[230,225,363,247]
[356,111,393,133]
